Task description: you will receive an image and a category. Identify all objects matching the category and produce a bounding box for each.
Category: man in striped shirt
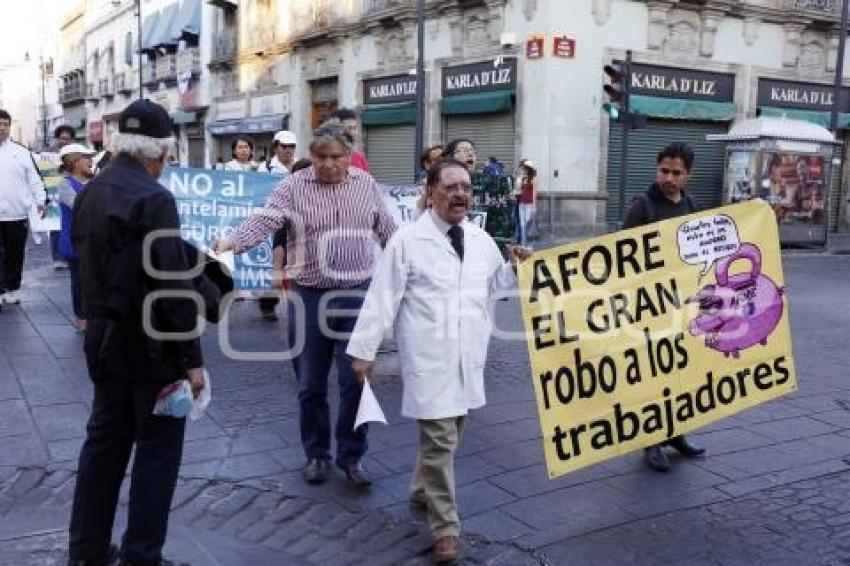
[214,122,396,487]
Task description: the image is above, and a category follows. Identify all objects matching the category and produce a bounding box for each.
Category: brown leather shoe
[432,535,459,564]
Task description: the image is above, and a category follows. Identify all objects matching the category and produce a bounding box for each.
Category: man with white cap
[68,99,207,566]
[264,130,298,175]
[257,130,298,320]
[0,109,45,308]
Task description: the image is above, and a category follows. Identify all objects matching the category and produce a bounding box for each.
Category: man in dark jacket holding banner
[622,142,707,473]
[68,100,216,566]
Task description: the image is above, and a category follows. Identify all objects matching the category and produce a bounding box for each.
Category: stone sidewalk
[1,240,850,565]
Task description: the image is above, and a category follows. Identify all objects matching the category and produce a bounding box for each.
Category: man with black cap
[68,99,213,566]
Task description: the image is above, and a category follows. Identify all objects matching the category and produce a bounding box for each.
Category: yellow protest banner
[517,200,796,478]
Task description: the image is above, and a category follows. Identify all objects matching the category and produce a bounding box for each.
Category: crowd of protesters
[1,97,708,565]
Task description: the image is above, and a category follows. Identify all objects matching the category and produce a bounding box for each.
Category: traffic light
[602,59,647,129]
[603,62,627,120]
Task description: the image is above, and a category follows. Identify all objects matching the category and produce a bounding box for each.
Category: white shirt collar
[429,209,460,236]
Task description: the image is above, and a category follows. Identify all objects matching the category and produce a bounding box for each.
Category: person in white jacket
[0,110,45,306]
[347,159,532,565]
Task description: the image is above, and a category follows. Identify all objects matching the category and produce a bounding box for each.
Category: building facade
[50,0,850,232]
[74,0,207,164]
[58,2,88,144]
[204,0,848,234]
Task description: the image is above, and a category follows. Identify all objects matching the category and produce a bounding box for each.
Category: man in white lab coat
[347,159,532,564]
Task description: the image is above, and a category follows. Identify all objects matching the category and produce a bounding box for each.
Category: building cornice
[641,0,842,28]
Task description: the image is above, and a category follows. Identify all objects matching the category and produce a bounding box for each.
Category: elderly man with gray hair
[214,121,397,487]
[68,99,209,566]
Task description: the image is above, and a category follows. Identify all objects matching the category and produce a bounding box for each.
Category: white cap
[273,130,297,145]
[523,160,536,169]
[59,143,96,158]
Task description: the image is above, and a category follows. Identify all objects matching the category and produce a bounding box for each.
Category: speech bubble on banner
[677,214,741,279]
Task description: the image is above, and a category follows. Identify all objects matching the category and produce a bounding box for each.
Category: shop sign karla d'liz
[628,63,735,102]
[442,57,518,96]
[757,78,850,112]
[363,74,418,105]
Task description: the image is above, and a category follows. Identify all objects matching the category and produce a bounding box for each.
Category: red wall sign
[553,35,576,59]
[526,36,544,59]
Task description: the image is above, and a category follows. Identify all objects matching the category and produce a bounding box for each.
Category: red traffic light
[603,63,624,82]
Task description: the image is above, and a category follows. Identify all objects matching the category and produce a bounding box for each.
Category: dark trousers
[68,356,186,565]
[287,282,369,466]
[69,258,84,318]
[258,295,279,313]
[50,230,61,261]
[0,219,28,293]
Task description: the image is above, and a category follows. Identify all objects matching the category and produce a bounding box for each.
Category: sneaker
[3,291,20,305]
[53,260,69,270]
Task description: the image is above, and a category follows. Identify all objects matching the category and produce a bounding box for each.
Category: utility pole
[40,56,48,150]
[831,0,849,132]
[137,0,144,99]
[413,0,425,182]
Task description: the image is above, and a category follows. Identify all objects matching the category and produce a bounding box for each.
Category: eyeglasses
[280,144,296,149]
[437,182,473,194]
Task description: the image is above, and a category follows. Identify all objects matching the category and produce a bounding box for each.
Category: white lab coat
[346,211,517,420]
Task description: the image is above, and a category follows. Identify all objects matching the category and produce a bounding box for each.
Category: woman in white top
[224,136,258,171]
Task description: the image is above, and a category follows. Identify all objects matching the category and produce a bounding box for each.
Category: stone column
[700,10,724,58]
[592,0,611,27]
[647,2,673,51]
[782,23,805,69]
[828,31,839,73]
[445,7,463,57]
[743,16,760,46]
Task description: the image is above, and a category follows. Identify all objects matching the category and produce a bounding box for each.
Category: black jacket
[622,183,699,229]
[72,153,204,383]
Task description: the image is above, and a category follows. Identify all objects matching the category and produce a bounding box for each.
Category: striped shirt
[231,166,397,289]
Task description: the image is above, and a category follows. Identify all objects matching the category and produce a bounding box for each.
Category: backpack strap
[684,192,698,213]
[639,193,656,223]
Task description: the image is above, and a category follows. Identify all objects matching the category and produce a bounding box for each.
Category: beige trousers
[410,416,466,539]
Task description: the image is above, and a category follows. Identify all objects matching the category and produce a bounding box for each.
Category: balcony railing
[787,0,838,12]
[60,84,85,104]
[212,29,237,62]
[213,72,239,98]
[85,83,98,101]
[155,54,177,82]
[364,0,405,13]
[177,48,203,76]
[114,72,134,94]
[98,78,113,97]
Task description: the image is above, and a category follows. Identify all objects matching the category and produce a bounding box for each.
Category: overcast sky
[0,2,65,66]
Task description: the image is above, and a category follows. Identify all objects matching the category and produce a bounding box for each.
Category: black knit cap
[118,99,173,138]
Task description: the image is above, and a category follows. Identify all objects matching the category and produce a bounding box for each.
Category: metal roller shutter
[365,124,416,185]
[606,120,729,224]
[444,112,516,171]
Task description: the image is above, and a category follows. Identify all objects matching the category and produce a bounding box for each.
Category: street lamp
[24,51,49,150]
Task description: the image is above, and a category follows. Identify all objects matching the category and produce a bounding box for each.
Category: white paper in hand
[354,379,387,431]
[204,248,235,273]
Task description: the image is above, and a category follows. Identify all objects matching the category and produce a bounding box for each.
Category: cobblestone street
[1,241,849,565]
